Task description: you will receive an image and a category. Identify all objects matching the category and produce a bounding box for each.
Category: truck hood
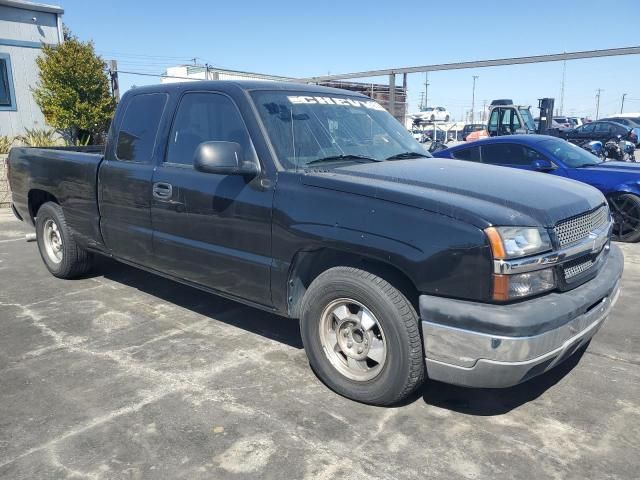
[302,158,606,228]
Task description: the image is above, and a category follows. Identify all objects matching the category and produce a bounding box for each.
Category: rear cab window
[115,93,168,163]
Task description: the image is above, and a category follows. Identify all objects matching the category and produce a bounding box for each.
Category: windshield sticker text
[287,96,385,111]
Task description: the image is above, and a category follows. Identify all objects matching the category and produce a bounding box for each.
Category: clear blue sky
[60,0,640,120]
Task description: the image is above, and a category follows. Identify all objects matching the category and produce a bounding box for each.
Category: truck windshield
[519,108,537,131]
[251,91,430,170]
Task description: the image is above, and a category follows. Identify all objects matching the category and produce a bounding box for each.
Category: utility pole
[595,88,603,119]
[424,72,429,109]
[621,93,627,113]
[108,59,120,102]
[481,100,487,123]
[471,75,479,124]
[418,92,425,111]
[559,59,566,115]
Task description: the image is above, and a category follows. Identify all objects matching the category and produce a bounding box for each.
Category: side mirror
[193,141,259,176]
[531,158,556,172]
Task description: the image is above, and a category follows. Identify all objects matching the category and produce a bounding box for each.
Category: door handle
[153,182,172,199]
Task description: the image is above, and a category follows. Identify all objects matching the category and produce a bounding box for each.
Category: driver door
[150,91,274,306]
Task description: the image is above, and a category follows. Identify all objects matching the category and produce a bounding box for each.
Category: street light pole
[621,93,627,114]
[471,75,479,124]
[595,88,603,120]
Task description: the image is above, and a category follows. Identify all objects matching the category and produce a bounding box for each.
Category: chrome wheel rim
[43,218,63,264]
[319,298,387,382]
[610,197,640,241]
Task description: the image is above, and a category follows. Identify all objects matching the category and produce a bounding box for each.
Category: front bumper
[420,243,623,388]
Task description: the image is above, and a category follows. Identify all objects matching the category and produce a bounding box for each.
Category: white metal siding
[0,45,47,136]
[0,4,59,44]
[0,3,61,137]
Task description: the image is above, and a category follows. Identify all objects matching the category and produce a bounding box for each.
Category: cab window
[116,93,168,162]
[165,92,255,166]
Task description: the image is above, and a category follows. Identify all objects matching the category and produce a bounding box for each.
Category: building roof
[0,0,63,14]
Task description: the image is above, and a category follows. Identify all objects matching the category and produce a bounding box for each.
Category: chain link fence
[0,155,10,208]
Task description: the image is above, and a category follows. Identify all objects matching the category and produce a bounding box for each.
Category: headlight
[486,226,555,301]
[493,268,556,301]
[485,226,552,259]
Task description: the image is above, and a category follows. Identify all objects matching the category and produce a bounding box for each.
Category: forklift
[486,98,557,136]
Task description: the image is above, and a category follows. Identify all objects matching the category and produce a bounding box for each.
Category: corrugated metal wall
[0,4,60,137]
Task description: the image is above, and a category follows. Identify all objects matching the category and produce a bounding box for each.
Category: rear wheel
[35,202,93,278]
[300,267,424,406]
[609,193,640,242]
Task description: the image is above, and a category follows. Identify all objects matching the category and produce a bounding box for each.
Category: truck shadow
[91,256,304,349]
[420,347,587,415]
[89,256,586,415]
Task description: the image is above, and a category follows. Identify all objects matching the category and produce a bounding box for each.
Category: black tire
[300,267,424,406]
[445,115,450,122]
[609,194,640,243]
[35,202,93,278]
[430,114,435,122]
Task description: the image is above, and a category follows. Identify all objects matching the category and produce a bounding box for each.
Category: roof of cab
[125,80,369,98]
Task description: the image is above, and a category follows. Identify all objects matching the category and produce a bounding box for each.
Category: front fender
[612,182,640,196]
[271,173,493,313]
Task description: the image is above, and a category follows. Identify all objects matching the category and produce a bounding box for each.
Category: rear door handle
[153,182,172,199]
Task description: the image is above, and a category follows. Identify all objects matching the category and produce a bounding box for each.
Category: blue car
[433,135,640,242]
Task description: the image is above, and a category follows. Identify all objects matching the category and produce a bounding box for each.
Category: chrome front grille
[563,257,596,280]
[554,206,609,248]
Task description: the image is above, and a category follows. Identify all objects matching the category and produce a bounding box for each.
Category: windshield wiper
[385,151,431,160]
[305,154,380,166]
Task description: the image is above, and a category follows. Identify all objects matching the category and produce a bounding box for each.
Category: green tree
[33,36,115,144]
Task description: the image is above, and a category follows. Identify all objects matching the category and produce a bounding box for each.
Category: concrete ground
[0,209,638,480]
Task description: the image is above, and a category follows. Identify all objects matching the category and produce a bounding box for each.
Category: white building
[0,0,64,137]
[161,65,291,84]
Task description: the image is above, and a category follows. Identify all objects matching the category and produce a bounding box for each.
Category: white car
[415,106,450,122]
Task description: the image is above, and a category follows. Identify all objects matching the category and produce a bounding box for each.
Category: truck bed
[8,146,105,249]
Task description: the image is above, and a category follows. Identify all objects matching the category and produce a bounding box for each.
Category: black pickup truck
[8,81,623,405]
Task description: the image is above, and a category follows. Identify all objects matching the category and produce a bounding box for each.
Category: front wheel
[300,267,424,406]
[609,193,640,242]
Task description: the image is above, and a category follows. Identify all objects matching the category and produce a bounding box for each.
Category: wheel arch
[28,189,59,223]
[286,247,419,318]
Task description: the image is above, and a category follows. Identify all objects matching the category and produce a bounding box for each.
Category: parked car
[410,128,423,141]
[8,82,623,405]
[553,116,574,129]
[462,123,485,141]
[600,116,640,130]
[415,106,450,122]
[569,117,584,127]
[433,134,640,242]
[564,120,639,147]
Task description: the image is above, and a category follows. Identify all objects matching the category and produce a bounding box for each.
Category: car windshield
[539,138,603,168]
[251,91,430,170]
[519,108,537,131]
